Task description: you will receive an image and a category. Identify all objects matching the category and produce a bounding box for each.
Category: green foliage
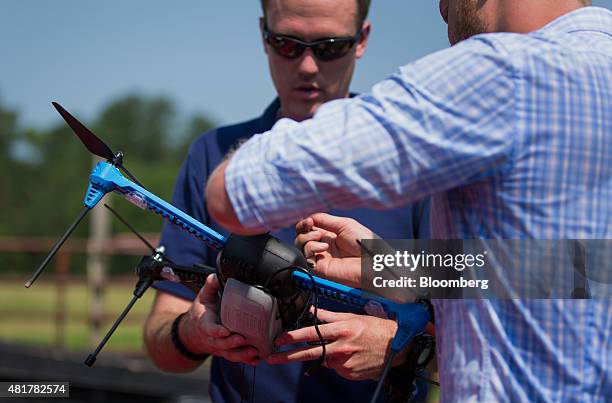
[0,93,215,274]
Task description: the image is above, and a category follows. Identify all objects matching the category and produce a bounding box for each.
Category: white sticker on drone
[161,267,181,283]
[364,300,389,319]
[125,192,147,210]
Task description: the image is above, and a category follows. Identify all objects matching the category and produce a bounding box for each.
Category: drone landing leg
[25,205,91,288]
[85,276,154,366]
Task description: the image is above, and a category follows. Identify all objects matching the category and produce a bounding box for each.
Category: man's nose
[297,49,319,76]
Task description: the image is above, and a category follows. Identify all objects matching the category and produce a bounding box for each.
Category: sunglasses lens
[265,28,357,61]
[313,40,354,61]
[267,35,305,59]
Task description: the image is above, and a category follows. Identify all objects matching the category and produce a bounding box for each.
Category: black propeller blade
[52,102,115,161]
[51,102,146,189]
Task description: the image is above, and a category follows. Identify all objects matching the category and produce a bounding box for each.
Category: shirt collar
[258,98,282,132]
[538,6,612,36]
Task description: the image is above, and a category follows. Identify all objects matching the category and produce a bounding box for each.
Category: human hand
[181,274,260,365]
[295,213,376,287]
[266,308,403,380]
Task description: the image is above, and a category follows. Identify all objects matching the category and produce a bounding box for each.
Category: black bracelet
[171,312,209,361]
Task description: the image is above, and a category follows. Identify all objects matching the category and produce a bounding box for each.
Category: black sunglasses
[263,25,362,61]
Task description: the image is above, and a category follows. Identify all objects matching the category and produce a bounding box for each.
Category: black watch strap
[171,312,209,361]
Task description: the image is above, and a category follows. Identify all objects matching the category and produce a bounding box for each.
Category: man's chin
[284,102,321,122]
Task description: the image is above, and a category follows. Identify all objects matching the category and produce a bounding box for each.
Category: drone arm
[89,161,227,250]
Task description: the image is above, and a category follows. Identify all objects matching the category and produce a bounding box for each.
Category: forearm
[143,294,205,373]
[206,160,267,235]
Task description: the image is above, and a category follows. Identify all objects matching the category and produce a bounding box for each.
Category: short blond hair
[260,0,371,28]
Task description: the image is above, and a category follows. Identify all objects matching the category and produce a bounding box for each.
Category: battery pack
[220,278,283,358]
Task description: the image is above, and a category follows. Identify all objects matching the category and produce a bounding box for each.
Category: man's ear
[259,17,269,54]
[355,21,371,59]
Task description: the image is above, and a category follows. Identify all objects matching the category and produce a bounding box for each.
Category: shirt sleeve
[225,35,517,232]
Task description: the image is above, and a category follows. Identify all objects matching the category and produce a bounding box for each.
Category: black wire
[263,266,326,368]
[251,366,257,403]
[370,349,397,403]
[240,363,245,403]
[416,374,440,386]
[103,203,156,253]
[119,164,147,190]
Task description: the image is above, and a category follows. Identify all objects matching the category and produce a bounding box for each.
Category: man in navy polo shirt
[143,0,430,401]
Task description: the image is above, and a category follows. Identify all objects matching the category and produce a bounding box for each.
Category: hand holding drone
[25,103,432,403]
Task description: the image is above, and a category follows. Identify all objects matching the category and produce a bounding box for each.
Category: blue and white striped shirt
[225,7,612,402]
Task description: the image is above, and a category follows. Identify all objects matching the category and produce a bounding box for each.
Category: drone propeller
[51,102,145,189]
[24,103,148,288]
[52,102,114,160]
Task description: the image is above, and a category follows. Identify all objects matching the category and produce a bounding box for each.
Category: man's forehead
[265,0,359,36]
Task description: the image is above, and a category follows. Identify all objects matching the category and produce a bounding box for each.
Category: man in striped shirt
[206,1,612,401]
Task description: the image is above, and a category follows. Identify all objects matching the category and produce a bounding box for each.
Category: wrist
[171,312,209,361]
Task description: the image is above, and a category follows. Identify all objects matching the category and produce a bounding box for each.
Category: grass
[0,278,154,352]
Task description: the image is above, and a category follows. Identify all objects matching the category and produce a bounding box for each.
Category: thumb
[199,274,221,305]
[295,216,314,235]
[309,213,350,233]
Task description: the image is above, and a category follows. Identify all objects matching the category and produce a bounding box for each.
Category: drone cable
[250,366,257,403]
[263,266,326,373]
[103,203,156,253]
[26,205,91,288]
[370,349,397,403]
[417,374,440,386]
[118,164,147,190]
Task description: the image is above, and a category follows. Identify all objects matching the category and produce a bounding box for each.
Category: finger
[206,333,248,350]
[426,322,435,336]
[310,307,355,323]
[303,241,329,257]
[311,213,374,245]
[267,345,325,364]
[309,213,352,233]
[295,216,314,235]
[295,231,324,251]
[201,313,230,337]
[199,274,221,305]
[220,346,260,363]
[275,322,344,345]
[312,257,362,288]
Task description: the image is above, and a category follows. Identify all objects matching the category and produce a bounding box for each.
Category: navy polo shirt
[154,99,430,403]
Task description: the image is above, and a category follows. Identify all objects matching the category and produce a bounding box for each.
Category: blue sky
[1,1,610,130]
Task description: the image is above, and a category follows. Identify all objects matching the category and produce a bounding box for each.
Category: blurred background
[1,1,609,402]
